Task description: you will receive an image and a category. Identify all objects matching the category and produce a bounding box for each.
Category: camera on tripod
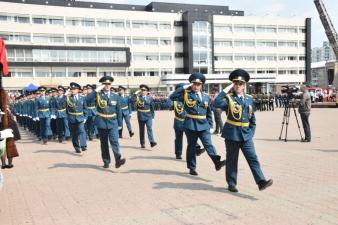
[279,85,304,142]
[281,85,299,100]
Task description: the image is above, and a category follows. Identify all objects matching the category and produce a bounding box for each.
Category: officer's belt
[186,114,206,120]
[68,112,83,116]
[121,106,129,110]
[96,112,116,118]
[88,106,96,109]
[57,108,66,112]
[138,109,150,113]
[38,108,49,112]
[175,116,185,122]
[226,119,250,127]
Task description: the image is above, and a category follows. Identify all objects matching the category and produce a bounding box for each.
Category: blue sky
[86,0,338,48]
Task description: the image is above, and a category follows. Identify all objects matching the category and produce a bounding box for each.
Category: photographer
[298,85,311,142]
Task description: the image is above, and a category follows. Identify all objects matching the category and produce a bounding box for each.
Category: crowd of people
[1,70,276,193]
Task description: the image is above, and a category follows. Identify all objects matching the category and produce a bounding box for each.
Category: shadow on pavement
[313,149,338,153]
[120,145,153,151]
[122,169,212,182]
[130,155,185,162]
[153,182,258,201]
[255,138,300,142]
[48,163,114,173]
[34,149,82,157]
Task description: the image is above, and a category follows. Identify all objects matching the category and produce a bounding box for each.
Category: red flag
[0,37,9,76]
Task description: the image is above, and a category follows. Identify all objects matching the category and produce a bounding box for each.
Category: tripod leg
[284,105,291,142]
[292,103,304,140]
[279,106,288,140]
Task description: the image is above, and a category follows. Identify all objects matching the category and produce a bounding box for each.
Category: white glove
[183,84,193,89]
[51,115,56,119]
[33,118,36,121]
[223,83,234,94]
[84,119,87,123]
[0,129,14,139]
[36,117,40,121]
[65,89,70,96]
[29,116,32,119]
[118,127,122,130]
[95,85,104,92]
[135,90,141,95]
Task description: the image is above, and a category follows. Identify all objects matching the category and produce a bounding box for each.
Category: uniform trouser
[69,121,87,150]
[56,117,65,140]
[225,139,265,187]
[213,109,223,133]
[300,113,311,141]
[46,117,52,137]
[39,118,49,141]
[98,128,121,164]
[64,118,70,138]
[121,112,132,133]
[35,120,40,137]
[184,129,221,170]
[174,128,202,157]
[269,102,274,111]
[51,118,57,137]
[138,119,155,145]
[86,116,96,139]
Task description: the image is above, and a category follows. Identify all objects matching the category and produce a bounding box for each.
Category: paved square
[1,108,338,225]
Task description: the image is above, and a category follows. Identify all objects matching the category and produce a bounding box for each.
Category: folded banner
[0,38,9,76]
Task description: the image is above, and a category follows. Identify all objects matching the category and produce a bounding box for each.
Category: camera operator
[298,85,311,142]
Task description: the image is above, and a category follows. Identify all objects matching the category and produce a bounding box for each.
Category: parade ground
[1,108,338,225]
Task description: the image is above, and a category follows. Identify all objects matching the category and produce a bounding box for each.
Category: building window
[234,25,255,33]
[257,55,277,61]
[66,35,96,44]
[159,22,171,30]
[234,54,255,61]
[32,16,63,25]
[160,38,171,46]
[278,41,298,48]
[299,56,306,61]
[256,25,276,33]
[0,32,31,43]
[234,40,255,47]
[214,24,232,33]
[256,40,277,47]
[214,40,232,47]
[0,13,30,23]
[214,54,233,62]
[133,53,159,61]
[66,18,95,27]
[278,26,298,33]
[96,19,124,28]
[160,53,172,61]
[132,21,157,29]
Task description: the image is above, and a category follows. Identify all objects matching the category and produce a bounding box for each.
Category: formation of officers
[13,69,273,192]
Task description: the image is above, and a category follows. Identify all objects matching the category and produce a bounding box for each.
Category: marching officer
[85,84,97,141]
[168,83,205,160]
[87,76,126,169]
[66,82,87,153]
[214,69,273,192]
[55,86,70,143]
[117,85,134,139]
[170,73,225,176]
[50,88,58,140]
[131,85,157,149]
[35,86,51,144]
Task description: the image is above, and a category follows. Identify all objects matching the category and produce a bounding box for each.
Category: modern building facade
[312,41,336,63]
[0,0,311,93]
